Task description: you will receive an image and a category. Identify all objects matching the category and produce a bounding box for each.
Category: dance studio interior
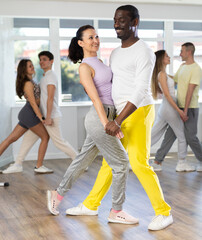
[0,0,202,239]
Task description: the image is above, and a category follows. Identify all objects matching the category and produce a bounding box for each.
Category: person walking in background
[150,50,195,172]
[3,51,77,174]
[153,43,202,172]
[0,59,50,172]
[65,5,173,231]
[47,25,138,225]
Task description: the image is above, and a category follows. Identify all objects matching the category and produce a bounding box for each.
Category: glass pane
[13,28,49,37]
[14,40,49,83]
[59,28,77,38]
[98,29,116,38]
[173,30,202,38]
[60,40,89,102]
[144,41,164,52]
[139,30,164,38]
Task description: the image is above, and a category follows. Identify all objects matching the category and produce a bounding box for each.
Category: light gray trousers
[57,104,129,211]
[155,108,202,163]
[151,98,187,161]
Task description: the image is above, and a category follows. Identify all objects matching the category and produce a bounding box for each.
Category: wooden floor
[0,153,201,240]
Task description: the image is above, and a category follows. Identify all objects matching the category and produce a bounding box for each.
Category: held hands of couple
[179,109,188,122]
[44,117,53,126]
[104,120,124,139]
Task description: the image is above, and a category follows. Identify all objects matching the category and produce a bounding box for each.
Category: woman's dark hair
[151,50,166,99]
[68,25,95,64]
[16,59,31,99]
[116,5,140,21]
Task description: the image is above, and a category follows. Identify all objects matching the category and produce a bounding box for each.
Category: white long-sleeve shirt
[110,39,155,114]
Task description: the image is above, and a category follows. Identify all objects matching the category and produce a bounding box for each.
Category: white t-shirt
[110,39,155,114]
[40,69,62,119]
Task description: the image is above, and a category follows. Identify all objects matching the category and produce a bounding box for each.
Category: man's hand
[45,117,53,126]
[105,121,120,136]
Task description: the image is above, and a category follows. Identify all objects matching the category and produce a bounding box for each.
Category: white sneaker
[148,214,173,231]
[66,203,98,216]
[150,160,162,172]
[34,165,53,173]
[2,163,23,174]
[176,161,195,172]
[196,161,202,172]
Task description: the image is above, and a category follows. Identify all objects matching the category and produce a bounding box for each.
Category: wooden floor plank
[0,153,201,240]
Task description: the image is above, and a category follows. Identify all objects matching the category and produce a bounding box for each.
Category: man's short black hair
[116,5,140,21]
[38,51,54,60]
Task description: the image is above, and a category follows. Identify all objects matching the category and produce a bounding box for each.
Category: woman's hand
[179,109,188,122]
[116,129,124,139]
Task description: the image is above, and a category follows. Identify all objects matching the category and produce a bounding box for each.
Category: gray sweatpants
[155,108,202,163]
[57,104,129,210]
[151,98,187,161]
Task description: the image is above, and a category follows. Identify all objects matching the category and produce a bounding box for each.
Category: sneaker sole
[108,217,139,225]
[35,170,54,174]
[47,191,59,216]
[2,170,23,174]
[66,210,98,216]
[176,169,195,172]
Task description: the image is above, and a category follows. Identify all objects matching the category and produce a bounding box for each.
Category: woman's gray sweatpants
[57,104,129,211]
[151,97,187,161]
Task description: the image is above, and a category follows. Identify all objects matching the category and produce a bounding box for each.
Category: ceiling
[7,0,202,5]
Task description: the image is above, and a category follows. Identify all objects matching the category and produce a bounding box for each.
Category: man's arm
[184,83,197,116]
[45,84,55,125]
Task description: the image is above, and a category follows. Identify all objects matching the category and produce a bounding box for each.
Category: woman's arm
[24,81,44,122]
[79,63,109,127]
[158,71,188,122]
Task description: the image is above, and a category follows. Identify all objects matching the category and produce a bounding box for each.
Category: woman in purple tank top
[0,59,50,172]
[47,25,138,225]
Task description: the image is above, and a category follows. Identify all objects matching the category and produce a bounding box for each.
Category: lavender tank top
[82,57,114,105]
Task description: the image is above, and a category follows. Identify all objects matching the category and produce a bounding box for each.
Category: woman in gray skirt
[0,59,50,172]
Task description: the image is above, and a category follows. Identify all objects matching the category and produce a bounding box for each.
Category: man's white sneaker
[34,165,53,173]
[150,160,162,172]
[2,163,23,174]
[176,161,195,172]
[196,161,202,172]
[148,214,173,231]
[66,203,98,216]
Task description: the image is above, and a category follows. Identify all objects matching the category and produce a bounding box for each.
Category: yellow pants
[83,105,171,216]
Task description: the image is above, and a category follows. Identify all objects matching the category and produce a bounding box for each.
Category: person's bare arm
[45,84,55,125]
[184,84,197,116]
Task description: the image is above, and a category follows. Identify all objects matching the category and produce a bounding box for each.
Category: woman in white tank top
[150,50,195,172]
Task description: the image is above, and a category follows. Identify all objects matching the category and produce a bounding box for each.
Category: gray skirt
[18,101,40,129]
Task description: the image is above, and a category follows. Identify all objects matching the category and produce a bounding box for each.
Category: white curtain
[0,17,15,166]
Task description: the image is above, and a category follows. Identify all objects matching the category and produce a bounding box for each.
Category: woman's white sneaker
[34,165,53,173]
[2,163,23,174]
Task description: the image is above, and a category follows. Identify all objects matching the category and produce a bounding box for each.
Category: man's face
[180,46,189,61]
[113,10,136,41]
[39,55,53,71]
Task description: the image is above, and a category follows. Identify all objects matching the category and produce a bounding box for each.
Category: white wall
[1,1,202,21]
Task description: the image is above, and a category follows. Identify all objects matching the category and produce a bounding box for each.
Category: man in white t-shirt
[3,51,77,174]
[65,5,173,231]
